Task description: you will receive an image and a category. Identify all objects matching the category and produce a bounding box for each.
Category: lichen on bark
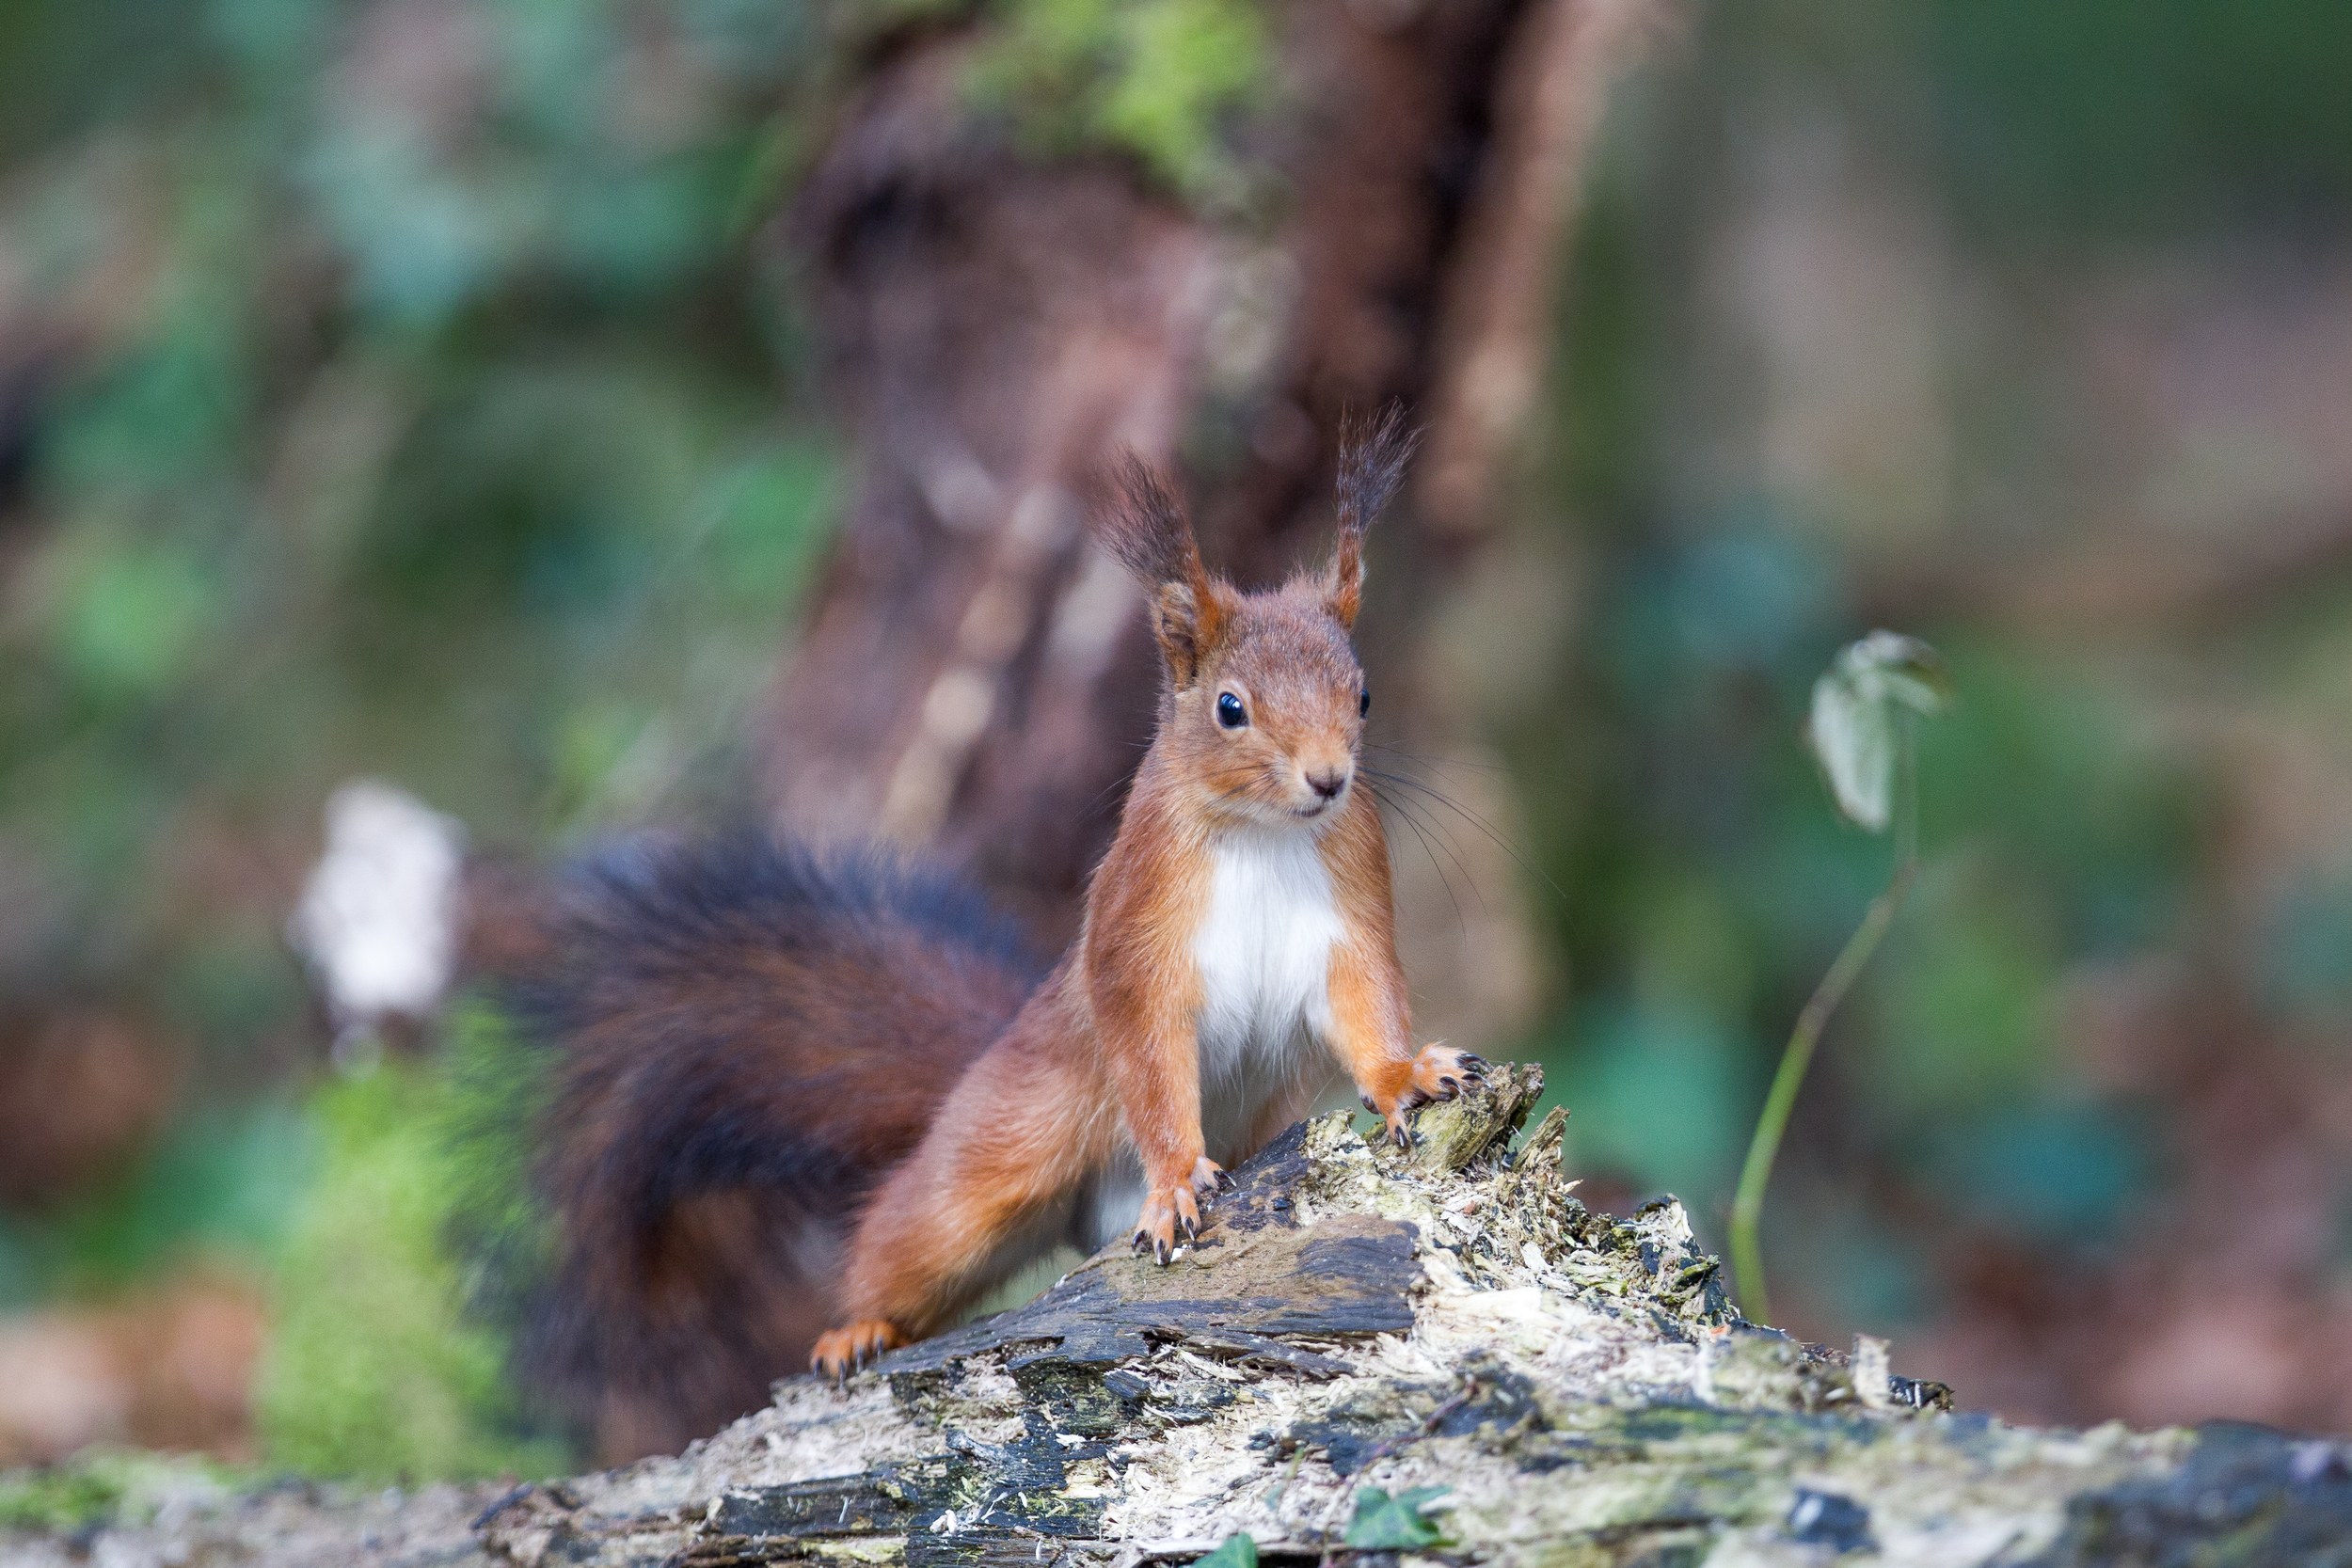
[7,1064,2349,1568]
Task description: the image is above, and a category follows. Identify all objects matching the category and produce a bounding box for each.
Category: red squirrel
[515,415,1481,1456]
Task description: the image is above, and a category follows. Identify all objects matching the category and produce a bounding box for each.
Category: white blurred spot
[1852,1333,1893,1410]
[289,781,465,1037]
[1046,545,1138,677]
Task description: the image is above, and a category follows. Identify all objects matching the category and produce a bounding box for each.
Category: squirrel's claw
[812,1320,904,1380]
[1136,1175,1205,1265]
[1406,1044,1486,1108]
[1186,1156,1227,1210]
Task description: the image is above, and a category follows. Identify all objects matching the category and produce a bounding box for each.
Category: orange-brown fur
[812,412,1485,1374]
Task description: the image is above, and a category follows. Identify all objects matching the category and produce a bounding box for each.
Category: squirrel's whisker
[1365,780,1473,933]
[1361,767,1564,901]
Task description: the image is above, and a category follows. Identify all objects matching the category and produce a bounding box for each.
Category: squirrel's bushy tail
[502,835,1044,1462]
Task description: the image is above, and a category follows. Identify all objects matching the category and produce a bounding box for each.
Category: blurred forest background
[4,0,2351,1487]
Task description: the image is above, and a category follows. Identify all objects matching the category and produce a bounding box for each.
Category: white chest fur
[1189,826,1343,1161]
[1080,827,1345,1250]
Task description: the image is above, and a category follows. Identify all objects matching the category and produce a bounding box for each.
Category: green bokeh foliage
[256,1004,568,1481]
[1509,0,2338,1336]
[0,0,1284,1479]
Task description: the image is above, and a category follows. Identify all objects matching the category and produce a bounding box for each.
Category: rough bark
[13,1065,2349,1568]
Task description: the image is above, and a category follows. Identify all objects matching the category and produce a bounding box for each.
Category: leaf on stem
[1806,631,1949,832]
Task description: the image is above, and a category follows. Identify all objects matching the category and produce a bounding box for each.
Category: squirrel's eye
[1359,689,1371,719]
[1216,692,1248,729]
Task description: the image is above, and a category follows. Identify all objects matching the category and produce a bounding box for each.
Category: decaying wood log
[9,1064,2350,1568]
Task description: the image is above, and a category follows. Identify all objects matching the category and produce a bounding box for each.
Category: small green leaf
[1344,1486,1450,1549]
[1194,1532,1259,1568]
[1807,631,1950,832]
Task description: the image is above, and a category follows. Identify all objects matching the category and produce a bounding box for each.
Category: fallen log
[6,1065,2349,1567]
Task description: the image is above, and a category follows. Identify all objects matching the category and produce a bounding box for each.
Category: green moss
[0,1449,230,1534]
[253,1031,570,1481]
[970,0,1269,197]
[0,1463,125,1534]
[432,998,562,1325]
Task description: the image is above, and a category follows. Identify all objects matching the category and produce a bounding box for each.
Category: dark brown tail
[501,834,1044,1462]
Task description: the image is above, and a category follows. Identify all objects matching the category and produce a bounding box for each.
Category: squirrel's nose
[1305,768,1347,800]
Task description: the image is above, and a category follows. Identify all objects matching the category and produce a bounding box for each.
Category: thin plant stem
[1730,719,1922,1324]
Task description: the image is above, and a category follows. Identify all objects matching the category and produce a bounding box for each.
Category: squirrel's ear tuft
[1091,454,1224,682]
[1326,404,1417,628]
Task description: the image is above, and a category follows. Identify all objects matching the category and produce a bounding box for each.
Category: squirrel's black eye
[1359,689,1371,719]
[1216,692,1248,729]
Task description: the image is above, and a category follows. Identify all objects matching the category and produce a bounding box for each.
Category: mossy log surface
[8,1065,2350,1568]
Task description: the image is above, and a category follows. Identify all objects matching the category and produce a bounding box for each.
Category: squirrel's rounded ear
[1151,578,1227,685]
[1152,580,1200,682]
[1089,453,1227,682]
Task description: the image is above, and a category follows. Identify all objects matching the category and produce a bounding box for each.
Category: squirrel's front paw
[812,1320,903,1378]
[1134,1160,1225,1264]
[1402,1044,1487,1109]
[1361,1046,1488,1148]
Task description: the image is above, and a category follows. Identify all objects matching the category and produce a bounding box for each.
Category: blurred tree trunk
[761,0,1646,1045]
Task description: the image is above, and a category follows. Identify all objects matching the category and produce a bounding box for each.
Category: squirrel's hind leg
[817,1027,1110,1377]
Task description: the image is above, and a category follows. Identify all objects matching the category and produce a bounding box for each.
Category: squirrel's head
[1093,410,1415,831]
